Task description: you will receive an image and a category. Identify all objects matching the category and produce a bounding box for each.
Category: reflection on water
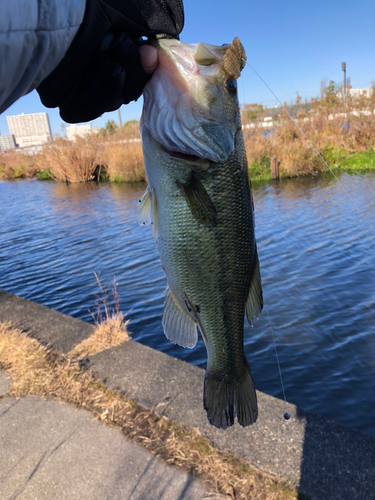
[0,173,374,437]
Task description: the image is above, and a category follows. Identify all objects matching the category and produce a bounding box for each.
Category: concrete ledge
[0,290,94,352]
[1,289,375,499]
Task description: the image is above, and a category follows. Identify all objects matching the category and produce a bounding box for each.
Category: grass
[0,320,303,500]
[249,158,273,182]
[244,90,375,180]
[37,135,103,183]
[2,88,373,184]
[36,169,53,180]
[70,274,130,360]
[99,123,146,183]
[0,151,39,179]
[338,149,375,172]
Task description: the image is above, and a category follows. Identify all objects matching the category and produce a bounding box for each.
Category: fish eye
[224,79,237,94]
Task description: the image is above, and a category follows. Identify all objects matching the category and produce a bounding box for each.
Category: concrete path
[0,394,219,500]
[0,371,10,397]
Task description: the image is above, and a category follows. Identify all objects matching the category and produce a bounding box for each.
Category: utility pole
[342,62,347,99]
[118,108,123,128]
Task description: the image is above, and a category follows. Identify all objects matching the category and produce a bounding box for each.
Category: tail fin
[203,358,258,430]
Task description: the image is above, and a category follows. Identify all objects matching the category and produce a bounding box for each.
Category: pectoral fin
[245,245,263,326]
[177,172,217,228]
[162,288,198,348]
[137,187,159,239]
[137,187,152,225]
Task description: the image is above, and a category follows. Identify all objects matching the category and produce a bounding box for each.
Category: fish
[138,37,263,429]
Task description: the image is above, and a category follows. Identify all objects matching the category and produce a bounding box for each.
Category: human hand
[139,45,158,75]
[37,0,183,123]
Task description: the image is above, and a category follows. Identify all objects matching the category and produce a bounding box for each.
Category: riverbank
[1,92,374,183]
[1,289,375,499]
[2,145,374,184]
[249,149,375,182]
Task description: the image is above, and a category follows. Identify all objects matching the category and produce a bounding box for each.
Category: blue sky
[1,0,374,136]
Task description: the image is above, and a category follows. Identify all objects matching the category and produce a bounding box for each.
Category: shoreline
[1,288,375,499]
[1,151,374,183]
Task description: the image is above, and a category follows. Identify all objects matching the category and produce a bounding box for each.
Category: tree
[100,119,118,136]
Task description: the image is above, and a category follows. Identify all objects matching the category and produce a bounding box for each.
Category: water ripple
[0,173,374,437]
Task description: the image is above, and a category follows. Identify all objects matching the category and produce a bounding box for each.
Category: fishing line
[243,62,374,420]
[264,300,288,412]
[245,62,375,234]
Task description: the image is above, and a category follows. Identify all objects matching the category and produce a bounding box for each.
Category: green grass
[320,145,349,167]
[11,166,26,178]
[249,156,272,182]
[249,149,375,182]
[37,169,53,180]
[108,173,127,182]
[338,149,375,172]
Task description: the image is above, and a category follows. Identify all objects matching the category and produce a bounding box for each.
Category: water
[0,174,374,437]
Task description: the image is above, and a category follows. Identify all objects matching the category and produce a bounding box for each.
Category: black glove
[37,0,184,123]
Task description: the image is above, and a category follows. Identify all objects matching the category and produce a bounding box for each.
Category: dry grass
[100,139,145,183]
[69,315,130,360]
[0,321,301,500]
[99,120,145,182]
[243,91,375,178]
[69,275,130,359]
[36,122,144,183]
[37,134,103,183]
[0,151,39,179]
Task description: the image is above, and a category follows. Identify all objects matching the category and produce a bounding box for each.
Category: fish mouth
[162,146,203,163]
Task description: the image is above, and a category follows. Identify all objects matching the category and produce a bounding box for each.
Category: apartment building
[7,112,52,149]
[0,134,16,152]
[337,87,374,100]
[66,123,91,141]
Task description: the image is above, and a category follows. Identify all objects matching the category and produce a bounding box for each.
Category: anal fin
[162,289,198,348]
[245,245,263,326]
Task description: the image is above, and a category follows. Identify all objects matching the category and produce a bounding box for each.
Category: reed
[2,87,374,183]
[243,89,375,180]
[37,134,103,183]
[0,151,39,179]
[99,123,145,183]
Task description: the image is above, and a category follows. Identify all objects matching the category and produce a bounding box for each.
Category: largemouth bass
[138,37,263,429]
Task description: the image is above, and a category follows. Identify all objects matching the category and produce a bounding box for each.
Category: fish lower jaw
[162,145,204,163]
[156,139,212,167]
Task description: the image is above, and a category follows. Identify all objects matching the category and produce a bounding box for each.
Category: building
[337,87,374,99]
[7,112,52,149]
[66,124,91,141]
[0,134,16,152]
[243,103,259,110]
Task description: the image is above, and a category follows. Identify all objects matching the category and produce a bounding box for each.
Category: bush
[243,91,375,179]
[0,151,39,179]
[36,169,53,180]
[37,135,103,183]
